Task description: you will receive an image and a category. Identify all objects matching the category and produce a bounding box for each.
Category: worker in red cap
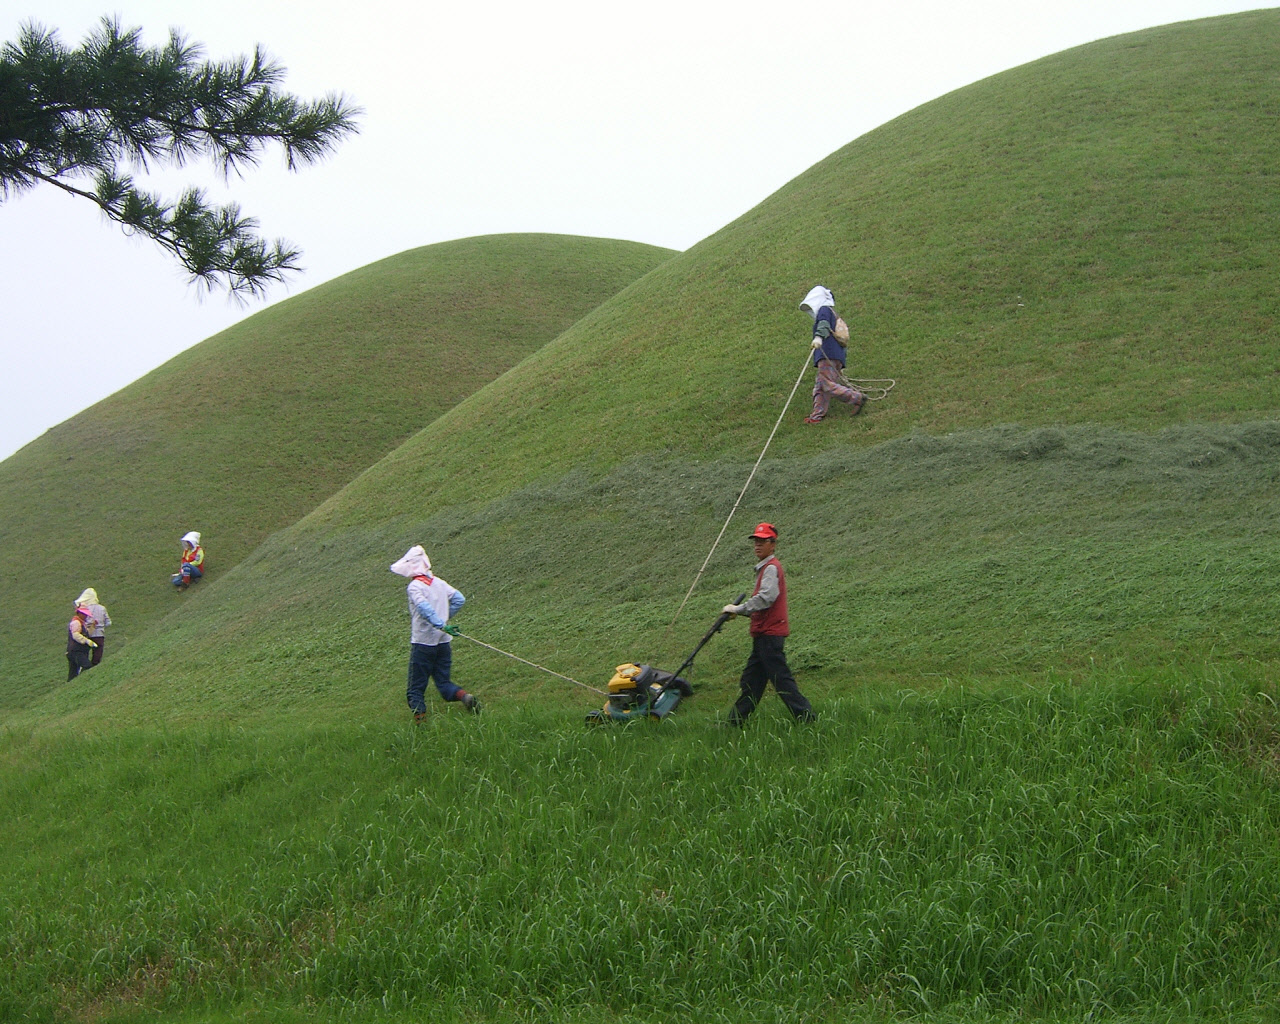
[722,522,815,726]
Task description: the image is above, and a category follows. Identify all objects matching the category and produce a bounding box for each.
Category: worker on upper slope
[390,545,479,719]
[171,531,205,588]
[801,285,864,424]
[76,587,111,665]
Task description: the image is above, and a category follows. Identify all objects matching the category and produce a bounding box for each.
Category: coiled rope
[841,374,896,401]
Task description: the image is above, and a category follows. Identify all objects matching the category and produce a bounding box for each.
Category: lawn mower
[584,593,745,724]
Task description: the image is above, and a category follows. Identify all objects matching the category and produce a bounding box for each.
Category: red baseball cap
[749,522,778,540]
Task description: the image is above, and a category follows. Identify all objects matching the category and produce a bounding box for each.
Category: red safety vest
[749,556,789,637]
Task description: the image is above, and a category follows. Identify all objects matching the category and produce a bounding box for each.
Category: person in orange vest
[722,522,815,726]
[171,531,205,588]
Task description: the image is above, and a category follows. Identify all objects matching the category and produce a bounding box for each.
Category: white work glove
[86,638,98,648]
[810,338,823,350]
[723,604,744,616]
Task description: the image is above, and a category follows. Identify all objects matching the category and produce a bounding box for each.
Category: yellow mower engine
[585,663,693,724]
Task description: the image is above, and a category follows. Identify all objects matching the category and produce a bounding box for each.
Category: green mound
[0,234,674,712]
[44,9,1280,729]
[329,8,1280,518]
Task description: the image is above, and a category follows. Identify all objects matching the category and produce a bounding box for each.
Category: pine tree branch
[0,16,360,296]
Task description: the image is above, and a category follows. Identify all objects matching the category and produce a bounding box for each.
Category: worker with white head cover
[390,544,479,718]
[800,284,865,423]
[171,531,205,588]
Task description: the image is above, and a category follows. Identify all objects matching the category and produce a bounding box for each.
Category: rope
[667,350,814,629]
[840,374,896,402]
[455,631,609,695]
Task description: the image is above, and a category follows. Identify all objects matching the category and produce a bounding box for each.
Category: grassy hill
[4,11,1280,1024]
[38,8,1280,729]
[0,234,674,713]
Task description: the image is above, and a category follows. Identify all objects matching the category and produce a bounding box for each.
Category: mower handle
[666,592,747,685]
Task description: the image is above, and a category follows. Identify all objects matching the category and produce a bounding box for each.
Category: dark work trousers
[89,637,105,666]
[407,641,461,713]
[730,634,814,725]
[67,647,91,681]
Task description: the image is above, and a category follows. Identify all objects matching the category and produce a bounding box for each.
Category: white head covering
[76,587,99,606]
[390,544,433,578]
[181,531,201,547]
[799,285,835,321]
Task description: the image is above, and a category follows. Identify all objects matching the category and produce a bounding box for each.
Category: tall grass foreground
[2,672,1277,1021]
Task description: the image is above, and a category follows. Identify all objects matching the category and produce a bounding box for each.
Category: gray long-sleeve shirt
[738,559,780,614]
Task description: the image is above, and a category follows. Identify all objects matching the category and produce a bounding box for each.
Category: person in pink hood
[66,604,97,680]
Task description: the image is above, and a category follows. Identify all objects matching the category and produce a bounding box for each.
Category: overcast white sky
[0,1,1266,460]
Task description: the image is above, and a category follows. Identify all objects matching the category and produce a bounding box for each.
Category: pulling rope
[667,349,814,629]
[455,631,608,695]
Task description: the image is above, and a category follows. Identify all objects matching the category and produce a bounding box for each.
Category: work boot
[413,710,428,724]
[461,692,481,715]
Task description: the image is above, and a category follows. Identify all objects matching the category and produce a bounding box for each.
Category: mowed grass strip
[309,9,1280,529]
[1,674,1277,1022]
[30,420,1280,729]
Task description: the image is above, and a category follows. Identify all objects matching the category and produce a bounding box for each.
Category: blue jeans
[173,564,203,585]
[407,642,461,712]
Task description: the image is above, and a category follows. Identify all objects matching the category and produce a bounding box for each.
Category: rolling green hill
[0,234,674,713]
[4,12,1280,1024]
[35,8,1280,729]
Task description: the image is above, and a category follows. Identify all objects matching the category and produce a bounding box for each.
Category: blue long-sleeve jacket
[810,305,847,366]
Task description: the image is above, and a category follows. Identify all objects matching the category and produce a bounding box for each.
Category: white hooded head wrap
[390,545,433,579]
[181,531,201,548]
[76,587,99,606]
[799,285,835,322]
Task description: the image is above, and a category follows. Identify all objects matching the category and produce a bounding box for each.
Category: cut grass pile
[0,235,673,713]
[2,674,1277,1022]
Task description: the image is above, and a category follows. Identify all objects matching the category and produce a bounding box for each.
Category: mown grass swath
[3,10,1280,1023]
